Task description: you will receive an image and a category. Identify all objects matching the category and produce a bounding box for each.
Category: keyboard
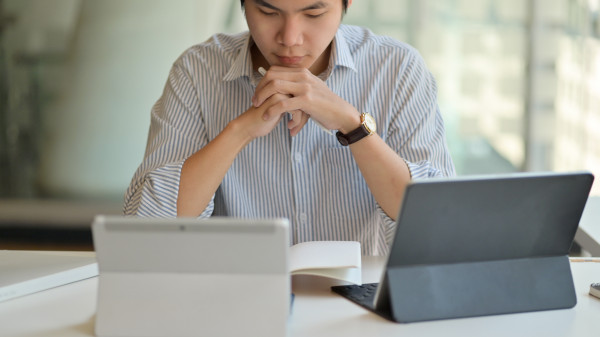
[331,283,378,309]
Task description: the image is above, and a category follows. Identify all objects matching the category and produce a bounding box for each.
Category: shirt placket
[289,125,312,244]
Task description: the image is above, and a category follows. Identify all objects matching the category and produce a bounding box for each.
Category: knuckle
[277,100,289,112]
[264,106,276,118]
[304,91,314,103]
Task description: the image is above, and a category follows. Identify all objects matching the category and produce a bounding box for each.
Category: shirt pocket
[320,146,374,223]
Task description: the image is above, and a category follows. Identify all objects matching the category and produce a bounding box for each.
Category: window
[345,0,600,195]
[1,0,598,201]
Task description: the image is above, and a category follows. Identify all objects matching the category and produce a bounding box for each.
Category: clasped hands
[241,66,360,139]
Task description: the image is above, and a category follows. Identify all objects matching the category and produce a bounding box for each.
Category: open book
[289,241,362,285]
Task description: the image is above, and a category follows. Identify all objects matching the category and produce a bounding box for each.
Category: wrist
[336,112,377,146]
[225,117,254,149]
[338,113,362,134]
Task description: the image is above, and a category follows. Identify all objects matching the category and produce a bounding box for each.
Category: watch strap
[336,125,369,146]
[335,113,376,146]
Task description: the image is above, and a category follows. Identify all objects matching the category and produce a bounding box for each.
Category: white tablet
[92,215,290,337]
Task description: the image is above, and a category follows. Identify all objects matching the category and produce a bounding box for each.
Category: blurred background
[0,0,598,249]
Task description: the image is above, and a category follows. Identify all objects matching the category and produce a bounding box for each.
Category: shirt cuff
[132,161,214,218]
[404,159,444,180]
[376,158,446,246]
[375,203,397,246]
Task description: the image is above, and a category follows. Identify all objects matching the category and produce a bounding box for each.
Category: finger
[287,111,300,129]
[262,96,294,121]
[254,79,297,107]
[269,65,309,75]
[263,104,295,122]
[300,110,310,126]
[254,70,287,106]
[289,111,310,136]
[290,125,301,137]
[253,69,312,107]
[261,93,291,120]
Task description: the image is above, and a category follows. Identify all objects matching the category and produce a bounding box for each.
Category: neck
[250,44,270,72]
[309,43,332,76]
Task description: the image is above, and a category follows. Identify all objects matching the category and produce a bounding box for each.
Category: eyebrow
[254,0,328,12]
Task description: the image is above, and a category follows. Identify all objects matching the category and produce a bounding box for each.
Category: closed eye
[306,12,326,18]
[259,9,278,16]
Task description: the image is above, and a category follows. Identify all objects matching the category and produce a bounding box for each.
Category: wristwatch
[336,113,376,146]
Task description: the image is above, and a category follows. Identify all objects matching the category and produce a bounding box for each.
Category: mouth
[277,55,304,66]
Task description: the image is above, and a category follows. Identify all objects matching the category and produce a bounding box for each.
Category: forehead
[250,0,340,11]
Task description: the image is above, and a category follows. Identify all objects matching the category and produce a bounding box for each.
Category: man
[124,0,455,255]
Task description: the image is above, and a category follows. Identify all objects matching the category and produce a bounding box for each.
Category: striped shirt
[124,25,455,256]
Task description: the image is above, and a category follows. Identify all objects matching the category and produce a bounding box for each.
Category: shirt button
[299,213,307,223]
[294,153,302,163]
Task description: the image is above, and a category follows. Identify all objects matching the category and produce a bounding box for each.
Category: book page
[289,241,361,284]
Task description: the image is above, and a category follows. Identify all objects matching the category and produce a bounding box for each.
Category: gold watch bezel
[360,113,376,135]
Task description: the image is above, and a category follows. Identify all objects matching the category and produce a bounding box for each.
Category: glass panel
[1,0,598,205]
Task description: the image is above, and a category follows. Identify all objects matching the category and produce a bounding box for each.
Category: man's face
[245,0,345,74]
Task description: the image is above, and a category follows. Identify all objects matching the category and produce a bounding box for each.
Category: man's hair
[239,0,349,13]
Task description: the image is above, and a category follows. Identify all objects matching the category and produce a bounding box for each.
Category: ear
[347,0,353,9]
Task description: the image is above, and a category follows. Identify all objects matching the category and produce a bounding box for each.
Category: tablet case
[334,171,594,323]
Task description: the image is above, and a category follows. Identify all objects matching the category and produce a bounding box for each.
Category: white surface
[575,196,600,256]
[0,251,97,302]
[0,255,599,337]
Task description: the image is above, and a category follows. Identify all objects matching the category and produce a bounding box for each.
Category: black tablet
[333,171,594,323]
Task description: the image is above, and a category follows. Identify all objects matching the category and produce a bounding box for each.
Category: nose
[277,17,303,47]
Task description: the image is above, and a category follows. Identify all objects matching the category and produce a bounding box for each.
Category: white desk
[0,254,599,337]
[575,196,600,256]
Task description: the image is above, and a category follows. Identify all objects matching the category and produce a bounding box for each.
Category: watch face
[363,113,376,134]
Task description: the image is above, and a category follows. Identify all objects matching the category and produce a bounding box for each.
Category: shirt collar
[222,26,357,82]
[223,33,254,82]
[330,26,357,73]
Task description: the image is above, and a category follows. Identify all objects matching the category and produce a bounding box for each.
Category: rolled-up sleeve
[378,48,456,243]
[388,48,455,179]
[123,57,213,218]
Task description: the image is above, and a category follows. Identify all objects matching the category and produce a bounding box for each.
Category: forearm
[177,120,251,217]
[349,134,411,221]
[177,90,293,216]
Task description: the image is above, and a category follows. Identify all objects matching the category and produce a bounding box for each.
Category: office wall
[35,0,245,200]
